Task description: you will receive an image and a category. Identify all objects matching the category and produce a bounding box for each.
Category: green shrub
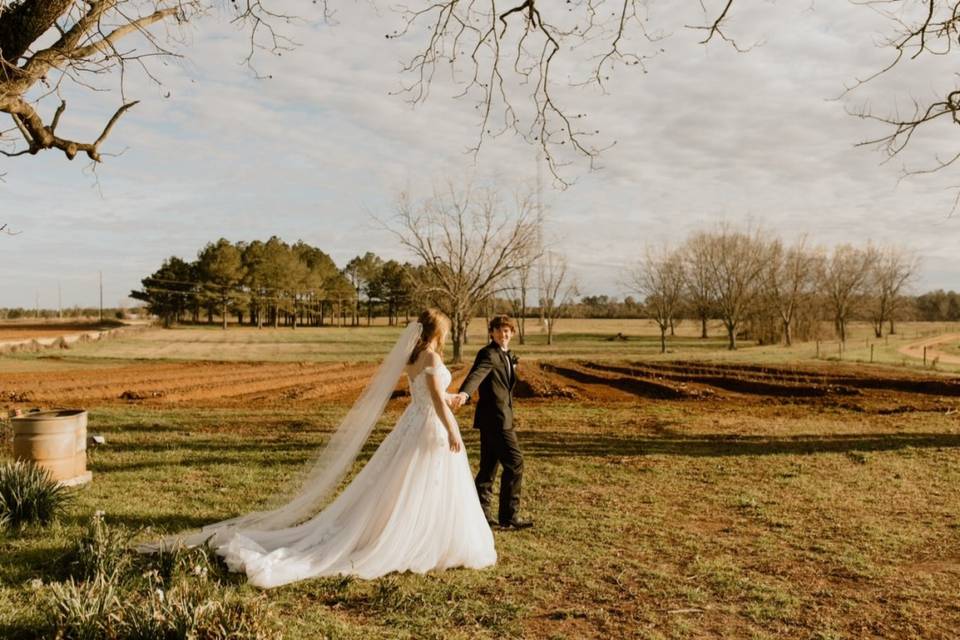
[0,460,72,531]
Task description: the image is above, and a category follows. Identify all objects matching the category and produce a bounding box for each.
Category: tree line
[628,227,922,352]
[130,237,418,330]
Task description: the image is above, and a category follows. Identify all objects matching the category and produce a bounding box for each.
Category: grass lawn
[3,319,959,374]
[2,398,959,639]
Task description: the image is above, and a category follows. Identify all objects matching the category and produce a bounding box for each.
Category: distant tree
[196,238,245,330]
[242,240,269,328]
[294,241,341,326]
[628,246,685,354]
[819,244,879,342]
[682,233,716,339]
[868,246,918,337]
[130,256,196,327]
[764,237,821,346]
[368,260,414,326]
[539,251,577,346]
[344,252,384,326]
[507,254,535,345]
[915,290,960,322]
[704,226,770,350]
[386,184,539,362]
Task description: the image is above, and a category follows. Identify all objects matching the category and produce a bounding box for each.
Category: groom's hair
[488,315,516,334]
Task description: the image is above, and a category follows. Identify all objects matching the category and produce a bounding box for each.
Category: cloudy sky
[2,0,958,309]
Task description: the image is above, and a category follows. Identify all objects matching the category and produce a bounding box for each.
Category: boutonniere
[509,353,520,368]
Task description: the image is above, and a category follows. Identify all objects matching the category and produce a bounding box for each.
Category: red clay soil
[0,358,958,413]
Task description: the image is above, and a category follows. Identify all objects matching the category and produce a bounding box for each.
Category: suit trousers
[475,426,523,523]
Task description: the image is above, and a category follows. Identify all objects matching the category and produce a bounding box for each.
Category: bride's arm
[424,353,463,453]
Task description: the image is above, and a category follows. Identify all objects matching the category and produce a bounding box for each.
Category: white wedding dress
[207,362,497,588]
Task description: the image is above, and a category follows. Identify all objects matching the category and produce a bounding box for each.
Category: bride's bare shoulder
[406,349,442,377]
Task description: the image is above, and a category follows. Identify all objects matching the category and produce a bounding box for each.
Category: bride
[145,309,496,588]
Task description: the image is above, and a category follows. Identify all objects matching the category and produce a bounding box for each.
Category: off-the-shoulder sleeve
[423,366,440,375]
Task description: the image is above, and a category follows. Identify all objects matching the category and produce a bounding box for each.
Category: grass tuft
[0,460,72,532]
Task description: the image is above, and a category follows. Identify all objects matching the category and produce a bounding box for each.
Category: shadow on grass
[59,511,218,533]
[0,538,73,585]
[92,454,311,473]
[0,620,45,640]
[521,430,960,458]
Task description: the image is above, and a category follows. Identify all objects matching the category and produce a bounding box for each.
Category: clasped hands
[446,392,469,411]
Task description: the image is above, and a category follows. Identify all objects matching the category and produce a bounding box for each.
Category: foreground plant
[0,460,71,531]
[45,514,278,640]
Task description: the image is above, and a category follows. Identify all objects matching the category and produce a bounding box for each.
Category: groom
[452,315,532,530]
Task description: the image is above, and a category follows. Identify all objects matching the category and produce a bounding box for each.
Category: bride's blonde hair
[408,309,451,364]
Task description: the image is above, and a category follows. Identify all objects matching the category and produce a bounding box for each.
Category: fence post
[870,344,874,363]
[923,346,927,367]
[816,340,820,359]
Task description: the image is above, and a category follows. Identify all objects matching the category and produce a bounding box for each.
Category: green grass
[3,320,959,374]
[2,400,959,638]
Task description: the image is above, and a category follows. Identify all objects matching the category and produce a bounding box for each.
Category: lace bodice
[408,364,453,408]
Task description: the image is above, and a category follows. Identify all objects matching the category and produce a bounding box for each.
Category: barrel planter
[11,409,92,486]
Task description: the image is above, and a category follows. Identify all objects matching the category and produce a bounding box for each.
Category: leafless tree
[507,247,536,345]
[386,183,540,362]
[704,226,770,350]
[868,245,919,337]
[819,244,880,343]
[1,1,949,187]
[764,237,821,346]
[0,1,303,161]
[0,0,675,178]
[538,250,577,346]
[627,246,685,354]
[682,232,715,339]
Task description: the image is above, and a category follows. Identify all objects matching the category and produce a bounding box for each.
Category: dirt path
[898,333,960,365]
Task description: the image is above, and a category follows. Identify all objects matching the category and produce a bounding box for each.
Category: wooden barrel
[12,410,89,483]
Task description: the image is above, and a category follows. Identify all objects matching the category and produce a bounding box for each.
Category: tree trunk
[660,326,666,354]
[889,318,896,335]
[700,314,708,339]
[783,320,792,347]
[727,322,737,350]
[547,321,554,346]
[221,301,228,330]
[669,317,676,337]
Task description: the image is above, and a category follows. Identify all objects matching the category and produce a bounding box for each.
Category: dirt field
[3,358,959,415]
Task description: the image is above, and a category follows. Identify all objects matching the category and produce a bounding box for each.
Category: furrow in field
[539,362,691,400]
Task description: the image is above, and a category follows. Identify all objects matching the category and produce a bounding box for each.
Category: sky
[2,0,959,309]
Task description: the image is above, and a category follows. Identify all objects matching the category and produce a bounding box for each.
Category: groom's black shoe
[500,517,533,530]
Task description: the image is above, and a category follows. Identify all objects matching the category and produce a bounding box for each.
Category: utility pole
[98,271,103,322]
[58,281,62,319]
[35,290,39,319]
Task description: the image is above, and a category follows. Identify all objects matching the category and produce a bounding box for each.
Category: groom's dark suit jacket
[458,341,516,431]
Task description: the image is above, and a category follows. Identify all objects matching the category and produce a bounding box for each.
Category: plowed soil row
[0,362,379,408]
[1,359,958,412]
[517,360,960,413]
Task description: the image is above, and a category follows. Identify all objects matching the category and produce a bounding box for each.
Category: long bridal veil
[144,321,423,550]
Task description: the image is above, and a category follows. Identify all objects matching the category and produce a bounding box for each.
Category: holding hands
[447,392,469,411]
